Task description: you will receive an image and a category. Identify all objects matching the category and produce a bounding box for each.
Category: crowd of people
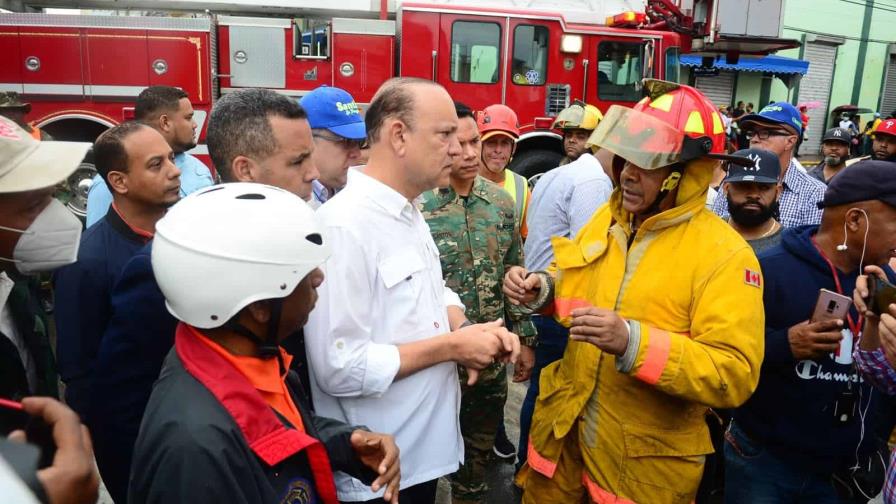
[2,74,896,504]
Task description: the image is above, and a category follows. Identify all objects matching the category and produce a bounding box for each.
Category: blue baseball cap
[739,102,803,136]
[299,86,366,140]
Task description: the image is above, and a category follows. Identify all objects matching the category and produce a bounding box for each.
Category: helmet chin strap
[640,169,682,220]
[226,298,287,375]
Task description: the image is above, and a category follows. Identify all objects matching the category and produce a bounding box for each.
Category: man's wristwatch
[521,271,555,313]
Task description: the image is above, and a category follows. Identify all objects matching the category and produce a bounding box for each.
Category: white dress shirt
[305,168,465,501]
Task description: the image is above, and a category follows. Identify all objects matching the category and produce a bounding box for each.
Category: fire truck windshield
[597,41,643,102]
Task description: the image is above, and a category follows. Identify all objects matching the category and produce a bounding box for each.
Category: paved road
[436,366,526,504]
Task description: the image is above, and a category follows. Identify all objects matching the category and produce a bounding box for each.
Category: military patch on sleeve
[744,269,762,288]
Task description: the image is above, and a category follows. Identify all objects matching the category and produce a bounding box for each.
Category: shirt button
[335,340,345,350]
[434,321,440,329]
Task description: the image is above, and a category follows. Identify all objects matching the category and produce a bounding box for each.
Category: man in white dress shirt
[304,77,521,504]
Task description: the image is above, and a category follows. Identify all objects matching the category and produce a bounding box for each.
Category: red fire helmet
[477,104,520,143]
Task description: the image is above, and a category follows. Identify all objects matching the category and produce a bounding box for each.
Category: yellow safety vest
[501,169,529,238]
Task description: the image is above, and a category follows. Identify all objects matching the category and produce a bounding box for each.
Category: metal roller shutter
[694,69,736,107]
[798,42,838,156]
[880,55,896,118]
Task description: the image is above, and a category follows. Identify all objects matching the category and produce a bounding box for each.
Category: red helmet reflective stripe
[631,80,726,156]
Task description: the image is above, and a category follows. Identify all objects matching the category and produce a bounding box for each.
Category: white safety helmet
[152,182,330,329]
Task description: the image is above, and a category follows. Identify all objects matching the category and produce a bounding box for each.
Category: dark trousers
[343,479,438,504]
[516,315,569,469]
[723,422,847,504]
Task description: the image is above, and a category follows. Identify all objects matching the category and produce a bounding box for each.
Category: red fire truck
[0,0,796,214]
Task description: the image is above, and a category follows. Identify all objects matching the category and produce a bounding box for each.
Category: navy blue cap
[299,86,366,140]
[723,148,780,184]
[739,102,803,136]
[820,159,896,208]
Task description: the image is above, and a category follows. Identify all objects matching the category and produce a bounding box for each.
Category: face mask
[824,155,843,166]
[0,199,82,274]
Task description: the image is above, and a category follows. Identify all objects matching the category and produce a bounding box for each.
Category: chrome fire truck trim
[0,13,211,32]
[331,18,395,36]
[217,16,291,28]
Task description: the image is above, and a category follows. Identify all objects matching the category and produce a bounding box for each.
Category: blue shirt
[310,179,331,209]
[523,153,613,271]
[710,158,826,228]
[85,152,213,227]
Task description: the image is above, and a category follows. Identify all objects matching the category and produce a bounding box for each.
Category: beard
[727,194,779,228]
[824,155,843,166]
[872,151,896,162]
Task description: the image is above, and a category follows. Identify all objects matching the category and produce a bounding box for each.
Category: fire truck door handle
[581,59,589,101]
[431,51,437,81]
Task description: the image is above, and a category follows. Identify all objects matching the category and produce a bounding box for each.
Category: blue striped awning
[680,54,809,75]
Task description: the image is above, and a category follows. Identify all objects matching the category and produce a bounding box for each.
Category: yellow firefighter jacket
[526,159,765,504]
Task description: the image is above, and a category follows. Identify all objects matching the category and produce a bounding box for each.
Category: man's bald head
[365,78,444,145]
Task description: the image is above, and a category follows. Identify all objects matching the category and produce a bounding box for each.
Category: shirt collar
[351,168,417,219]
[782,158,806,193]
[470,175,496,202]
[191,326,293,394]
[435,176,493,205]
[312,179,330,204]
[108,203,154,243]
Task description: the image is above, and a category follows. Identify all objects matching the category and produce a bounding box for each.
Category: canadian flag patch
[744,269,761,288]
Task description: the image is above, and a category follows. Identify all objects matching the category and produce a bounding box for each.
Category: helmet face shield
[588,105,691,170]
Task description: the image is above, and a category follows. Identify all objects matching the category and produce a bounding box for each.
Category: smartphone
[811,289,853,323]
[0,398,55,468]
[867,275,896,316]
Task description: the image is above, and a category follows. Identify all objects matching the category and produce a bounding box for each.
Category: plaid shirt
[854,347,896,504]
[711,158,827,228]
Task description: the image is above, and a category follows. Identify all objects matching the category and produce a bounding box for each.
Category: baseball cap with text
[822,127,851,145]
[0,116,91,193]
[299,86,366,140]
[723,148,780,184]
[739,102,804,136]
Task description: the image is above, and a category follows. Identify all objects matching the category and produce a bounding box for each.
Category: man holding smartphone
[726,160,896,502]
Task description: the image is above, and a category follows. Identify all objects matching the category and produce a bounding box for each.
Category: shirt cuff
[615,320,639,373]
[361,343,401,396]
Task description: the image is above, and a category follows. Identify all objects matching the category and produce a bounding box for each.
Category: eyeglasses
[744,129,794,141]
[312,132,367,150]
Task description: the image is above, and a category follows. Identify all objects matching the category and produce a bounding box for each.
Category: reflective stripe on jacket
[528,158,765,504]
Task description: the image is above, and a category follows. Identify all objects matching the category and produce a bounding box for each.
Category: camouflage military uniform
[421,176,536,503]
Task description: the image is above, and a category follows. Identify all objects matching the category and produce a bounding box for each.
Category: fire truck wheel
[509,148,563,180]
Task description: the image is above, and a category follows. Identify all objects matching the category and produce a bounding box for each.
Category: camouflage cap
[0,92,31,110]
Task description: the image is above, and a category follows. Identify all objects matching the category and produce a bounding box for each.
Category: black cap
[822,127,851,145]
[819,160,896,208]
[723,148,780,184]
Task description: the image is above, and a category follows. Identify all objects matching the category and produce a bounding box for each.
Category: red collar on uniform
[174,323,339,504]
